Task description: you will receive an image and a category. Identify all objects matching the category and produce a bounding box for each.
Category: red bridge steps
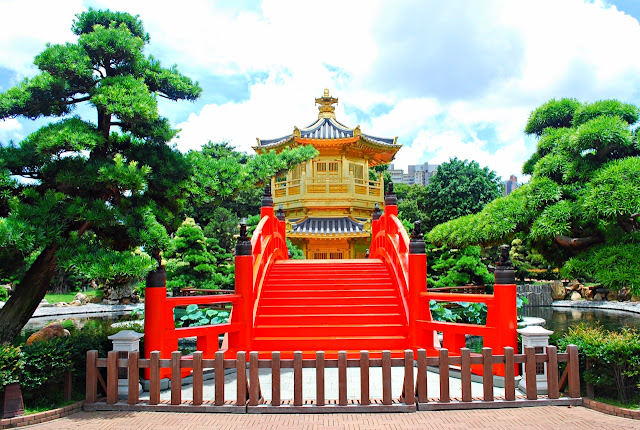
[252,259,409,357]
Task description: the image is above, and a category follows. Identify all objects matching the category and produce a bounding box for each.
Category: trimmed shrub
[558,324,640,402]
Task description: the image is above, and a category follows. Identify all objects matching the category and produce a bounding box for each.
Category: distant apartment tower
[504,175,519,195]
[388,162,439,186]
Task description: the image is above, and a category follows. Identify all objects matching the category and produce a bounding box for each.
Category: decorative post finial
[235,220,252,256]
[494,244,515,284]
[261,184,273,208]
[409,220,426,254]
[277,204,285,221]
[385,182,397,206]
[372,202,381,221]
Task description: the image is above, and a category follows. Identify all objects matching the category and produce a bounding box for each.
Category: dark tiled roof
[291,217,364,235]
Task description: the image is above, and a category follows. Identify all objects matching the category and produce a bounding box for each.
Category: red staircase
[252,259,409,355]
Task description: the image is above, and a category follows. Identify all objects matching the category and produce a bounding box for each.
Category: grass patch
[24,393,84,415]
[44,289,102,304]
[594,395,639,410]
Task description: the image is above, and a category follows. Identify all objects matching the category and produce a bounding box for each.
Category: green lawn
[44,289,102,304]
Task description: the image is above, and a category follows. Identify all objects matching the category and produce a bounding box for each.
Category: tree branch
[554,234,604,250]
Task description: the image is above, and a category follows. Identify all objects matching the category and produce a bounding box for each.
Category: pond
[522,306,640,337]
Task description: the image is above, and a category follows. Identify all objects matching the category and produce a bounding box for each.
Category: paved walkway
[25,406,640,429]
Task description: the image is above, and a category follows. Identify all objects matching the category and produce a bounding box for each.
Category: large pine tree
[0,9,201,343]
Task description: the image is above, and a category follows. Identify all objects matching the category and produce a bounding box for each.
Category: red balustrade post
[408,221,431,350]
[371,202,381,239]
[492,245,518,377]
[144,254,167,380]
[231,221,254,351]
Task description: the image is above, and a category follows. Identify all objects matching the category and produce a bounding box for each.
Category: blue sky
[2,0,640,181]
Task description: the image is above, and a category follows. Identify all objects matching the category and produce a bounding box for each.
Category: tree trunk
[0,245,58,344]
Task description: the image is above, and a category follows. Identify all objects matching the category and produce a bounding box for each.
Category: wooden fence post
[461,348,472,402]
[272,351,281,406]
[128,351,139,405]
[382,350,392,405]
[439,348,450,403]
[503,347,516,401]
[294,351,303,406]
[546,346,559,400]
[360,351,370,406]
[403,349,415,405]
[215,351,225,406]
[149,351,160,405]
[171,351,182,405]
[249,351,260,406]
[338,351,348,406]
[86,350,97,404]
[236,351,247,405]
[567,344,581,398]
[482,347,493,401]
[525,346,537,400]
[107,351,118,404]
[192,351,203,406]
[316,351,325,406]
[416,349,428,404]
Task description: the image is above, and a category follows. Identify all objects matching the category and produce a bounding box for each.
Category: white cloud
[0,0,84,78]
[0,118,22,142]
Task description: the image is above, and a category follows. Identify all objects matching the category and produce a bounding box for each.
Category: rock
[568,280,581,291]
[618,287,631,301]
[69,299,82,306]
[607,290,618,301]
[26,322,70,345]
[120,297,131,305]
[631,294,640,302]
[593,293,605,301]
[569,291,582,301]
[54,302,68,307]
[583,287,596,300]
[551,282,566,300]
[39,298,54,308]
[74,292,88,305]
[89,296,103,304]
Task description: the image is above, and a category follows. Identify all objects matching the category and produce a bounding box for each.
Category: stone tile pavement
[24,406,640,429]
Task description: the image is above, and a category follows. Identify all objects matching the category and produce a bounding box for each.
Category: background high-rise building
[388,162,439,186]
[504,175,519,195]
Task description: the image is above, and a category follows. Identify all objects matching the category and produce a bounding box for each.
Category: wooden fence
[85,345,582,413]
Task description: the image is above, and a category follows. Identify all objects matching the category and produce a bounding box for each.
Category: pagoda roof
[254,90,400,163]
[257,117,398,148]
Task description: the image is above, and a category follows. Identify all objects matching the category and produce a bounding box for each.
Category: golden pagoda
[254,90,401,259]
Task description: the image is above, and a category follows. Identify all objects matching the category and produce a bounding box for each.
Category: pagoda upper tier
[254,89,400,166]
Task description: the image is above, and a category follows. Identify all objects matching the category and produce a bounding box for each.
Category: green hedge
[558,324,640,402]
[1,321,130,403]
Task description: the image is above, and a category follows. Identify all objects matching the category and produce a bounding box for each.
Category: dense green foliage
[0,345,23,389]
[165,217,233,290]
[558,324,640,402]
[430,98,640,293]
[0,9,201,343]
[428,246,494,288]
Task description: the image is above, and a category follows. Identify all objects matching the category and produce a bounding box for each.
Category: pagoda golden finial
[315,89,338,119]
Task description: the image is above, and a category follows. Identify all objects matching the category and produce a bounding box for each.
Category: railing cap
[235,221,252,256]
[409,220,426,254]
[372,202,381,221]
[494,244,515,284]
[276,203,285,221]
[384,182,397,206]
[261,184,273,208]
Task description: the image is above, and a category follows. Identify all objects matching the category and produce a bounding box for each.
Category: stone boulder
[618,287,631,301]
[567,280,581,291]
[89,296,103,304]
[569,291,582,301]
[607,290,618,301]
[69,299,82,306]
[582,286,596,300]
[551,282,566,300]
[26,322,70,345]
[74,292,88,305]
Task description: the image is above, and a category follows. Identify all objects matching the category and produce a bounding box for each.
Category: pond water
[522,306,640,337]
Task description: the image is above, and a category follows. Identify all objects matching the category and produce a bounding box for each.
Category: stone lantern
[108,330,144,398]
[517,325,553,395]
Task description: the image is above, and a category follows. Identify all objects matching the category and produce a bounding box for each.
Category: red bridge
[144,186,518,376]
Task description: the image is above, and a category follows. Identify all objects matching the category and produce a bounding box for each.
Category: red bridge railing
[370,184,518,376]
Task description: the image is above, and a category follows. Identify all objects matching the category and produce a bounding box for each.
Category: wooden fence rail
[85,345,582,413]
